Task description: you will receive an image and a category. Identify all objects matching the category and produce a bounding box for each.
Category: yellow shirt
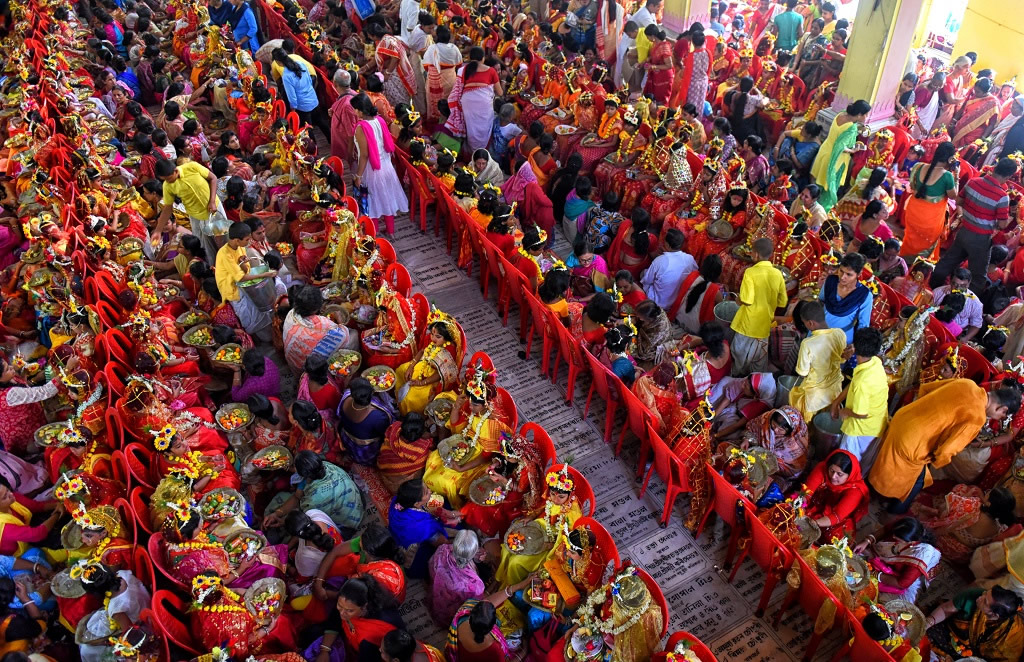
[162,161,214,221]
[271,54,316,82]
[215,243,247,302]
[636,30,652,64]
[789,327,847,421]
[841,356,889,437]
[731,261,787,339]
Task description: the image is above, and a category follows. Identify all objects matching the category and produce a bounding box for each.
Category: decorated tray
[362,365,397,392]
[438,434,472,467]
[554,124,579,136]
[176,309,211,328]
[531,96,553,107]
[199,488,245,521]
[213,343,243,364]
[469,475,508,507]
[503,519,548,556]
[216,403,253,432]
[251,445,293,471]
[182,324,216,348]
[708,219,735,240]
[424,397,455,427]
[34,422,69,448]
[328,348,362,378]
[157,284,181,300]
[845,555,870,592]
[244,577,286,622]
[224,528,266,563]
[51,569,86,598]
[885,599,926,646]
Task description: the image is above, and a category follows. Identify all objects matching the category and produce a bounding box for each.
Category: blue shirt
[117,69,141,100]
[281,65,319,112]
[709,20,725,35]
[231,4,259,51]
[819,286,873,344]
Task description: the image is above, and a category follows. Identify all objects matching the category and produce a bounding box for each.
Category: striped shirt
[960,174,1009,234]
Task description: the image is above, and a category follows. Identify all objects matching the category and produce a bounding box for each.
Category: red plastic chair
[639,423,695,528]
[104,408,124,449]
[549,463,595,516]
[519,422,557,470]
[110,450,131,493]
[934,341,994,384]
[123,443,156,491]
[635,567,669,638]
[138,608,172,662]
[772,555,843,660]
[665,632,717,662]
[739,506,795,616]
[93,270,122,305]
[582,348,621,443]
[113,497,136,544]
[376,237,398,264]
[523,291,558,376]
[446,200,466,255]
[384,262,413,297]
[104,328,135,368]
[357,215,377,237]
[467,222,490,291]
[467,351,495,373]
[151,589,202,654]
[614,378,655,457]
[494,387,520,432]
[342,195,359,214]
[148,534,189,590]
[481,237,507,303]
[95,300,123,330]
[130,486,154,535]
[694,464,752,566]
[828,608,894,662]
[84,276,100,306]
[410,292,430,340]
[401,158,430,232]
[104,363,130,401]
[501,256,532,339]
[573,516,620,571]
[422,169,448,237]
[133,540,156,595]
[550,321,587,403]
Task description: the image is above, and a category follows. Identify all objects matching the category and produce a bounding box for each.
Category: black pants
[884,467,926,514]
[929,226,991,293]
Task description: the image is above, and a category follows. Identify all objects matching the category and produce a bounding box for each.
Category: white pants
[840,433,879,472]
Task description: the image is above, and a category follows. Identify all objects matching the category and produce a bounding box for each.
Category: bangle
[32,562,38,573]
[504,587,511,597]
[320,645,331,652]
[314,577,324,584]
[23,600,34,605]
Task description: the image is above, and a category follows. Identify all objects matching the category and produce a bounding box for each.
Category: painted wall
[954,0,1024,82]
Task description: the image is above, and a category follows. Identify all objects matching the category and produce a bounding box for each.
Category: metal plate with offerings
[215,403,253,432]
[362,365,397,392]
[503,519,548,556]
[244,577,286,622]
[251,445,293,471]
[469,475,508,507]
[224,528,267,564]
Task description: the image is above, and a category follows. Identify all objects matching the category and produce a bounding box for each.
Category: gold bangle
[314,577,324,583]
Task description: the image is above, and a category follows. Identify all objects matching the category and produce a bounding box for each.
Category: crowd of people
[1,0,1024,660]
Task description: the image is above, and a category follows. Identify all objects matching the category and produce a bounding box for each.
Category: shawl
[358,116,396,171]
[875,539,942,578]
[375,35,416,96]
[387,498,446,547]
[821,274,871,317]
[444,70,467,137]
[807,449,870,523]
[475,155,505,188]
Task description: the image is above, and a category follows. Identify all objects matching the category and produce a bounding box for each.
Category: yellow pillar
[954,0,1024,82]
[664,0,700,34]
[911,0,935,48]
[830,0,928,125]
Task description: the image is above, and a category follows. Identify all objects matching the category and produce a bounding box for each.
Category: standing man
[399,0,420,44]
[730,237,787,375]
[628,0,661,29]
[615,20,639,89]
[773,0,804,52]
[228,0,259,52]
[329,69,358,165]
[216,223,277,339]
[154,158,221,260]
[931,157,1017,294]
[869,379,1020,513]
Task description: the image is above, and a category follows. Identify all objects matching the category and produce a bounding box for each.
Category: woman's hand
[313,579,329,602]
[263,509,286,528]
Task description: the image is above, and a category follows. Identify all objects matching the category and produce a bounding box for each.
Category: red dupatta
[341,616,397,651]
[804,449,870,524]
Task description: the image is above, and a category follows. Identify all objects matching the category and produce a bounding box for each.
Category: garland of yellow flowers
[193,589,248,613]
[615,130,636,163]
[597,113,617,140]
[422,343,445,363]
[517,245,543,280]
[170,540,223,551]
[169,450,221,482]
[439,172,455,189]
[541,500,569,540]
[103,591,119,633]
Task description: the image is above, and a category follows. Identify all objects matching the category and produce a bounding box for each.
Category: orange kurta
[869,379,988,501]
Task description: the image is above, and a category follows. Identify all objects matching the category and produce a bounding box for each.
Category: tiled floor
[363,212,842,659]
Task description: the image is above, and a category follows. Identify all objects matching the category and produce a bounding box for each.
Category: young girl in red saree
[361,284,416,370]
[152,414,241,495]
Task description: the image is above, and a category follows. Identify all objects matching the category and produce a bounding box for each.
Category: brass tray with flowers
[438,434,473,468]
[244,577,286,623]
[225,528,266,564]
[215,403,253,432]
[328,348,362,378]
[199,488,245,521]
[251,445,293,471]
[35,422,72,448]
[182,324,216,348]
[504,519,548,556]
[469,475,508,507]
[176,309,211,328]
[362,365,397,392]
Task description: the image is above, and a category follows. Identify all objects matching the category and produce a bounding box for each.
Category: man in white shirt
[628,0,661,29]
[400,0,420,44]
[408,12,435,54]
[642,228,698,308]
[615,21,638,88]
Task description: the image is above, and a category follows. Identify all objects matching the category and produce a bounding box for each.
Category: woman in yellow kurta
[869,378,1004,506]
[494,466,583,586]
[809,100,871,211]
[422,376,511,508]
[394,310,462,416]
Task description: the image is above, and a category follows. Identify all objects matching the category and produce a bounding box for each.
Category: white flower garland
[880,308,932,373]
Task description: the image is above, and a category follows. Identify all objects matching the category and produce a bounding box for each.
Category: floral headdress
[109,628,147,658]
[58,422,86,447]
[464,363,496,403]
[546,464,574,493]
[151,424,177,452]
[622,105,640,125]
[405,102,421,125]
[192,573,223,602]
[54,472,88,500]
[819,250,840,267]
[167,498,196,524]
[68,558,103,582]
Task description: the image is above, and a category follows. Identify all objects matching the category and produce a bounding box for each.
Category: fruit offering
[483,486,505,506]
[185,327,214,347]
[506,531,526,552]
[214,345,242,363]
[226,532,263,561]
[364,367,396,390]
[274,242,293,256]
[199,490,242,520]
[252,448,289,469]
[217,406,251,431]
[177,310,210,327]
[328,351,360,376]
[251,588,283,619]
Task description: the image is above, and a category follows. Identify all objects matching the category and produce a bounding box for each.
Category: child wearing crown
[394,307,462,416]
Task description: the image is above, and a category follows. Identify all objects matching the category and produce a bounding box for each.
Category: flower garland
[169,450,221,482]
[170,540,223,551]
[540,500,570,540]
[597,113,617,139]
[879,307,932,374]
[574,578,652,635]
[422,342,445,364]
[103,591,119,633]
[615,131,637,162]
[517,245,543,278]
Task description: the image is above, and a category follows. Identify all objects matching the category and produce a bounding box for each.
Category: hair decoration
[546,464,574,493]
[192,573,223,603]
[151,424,177,452]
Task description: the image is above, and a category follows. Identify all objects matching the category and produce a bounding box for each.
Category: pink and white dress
[357,116,409,219]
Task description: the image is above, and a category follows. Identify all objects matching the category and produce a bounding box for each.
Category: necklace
[598,114,616,139]
[616,131,637,162]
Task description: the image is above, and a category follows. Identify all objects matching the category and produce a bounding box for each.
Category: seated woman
[798,449,870,543]
[284,284,358,375]
[911,485,1018,565]
[567,238,611,301]
[152,421,241,496]
[460,432,544,538]
[388,478,457,579]
[854,517,941,605]
[485,205,518,260]
[377,413,433,493]
[288,400,338,457]
[286,509,344,583]
[298,354,341,426]
[890,258,935,307]
[428,530,485,629]
[338,377,397,465]
[246,393,292,452]
[446,594,524,662]
[834,166,894,229]
[632,299,672,367]
[264,451,364,535]
[495,465,583,586]
[76,563,151,662]
[570,292,616,356]
[711,372,777,441]
[395,312,462,417]
[593,107,647,193]
[602,324,638,386]
[614,271,648,317]
[190,572,259,658]
[740,406,810,487]
[562,178,598,245]
[926,585,1024,662]
[607,208,657,281]
[422,371,511,509]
